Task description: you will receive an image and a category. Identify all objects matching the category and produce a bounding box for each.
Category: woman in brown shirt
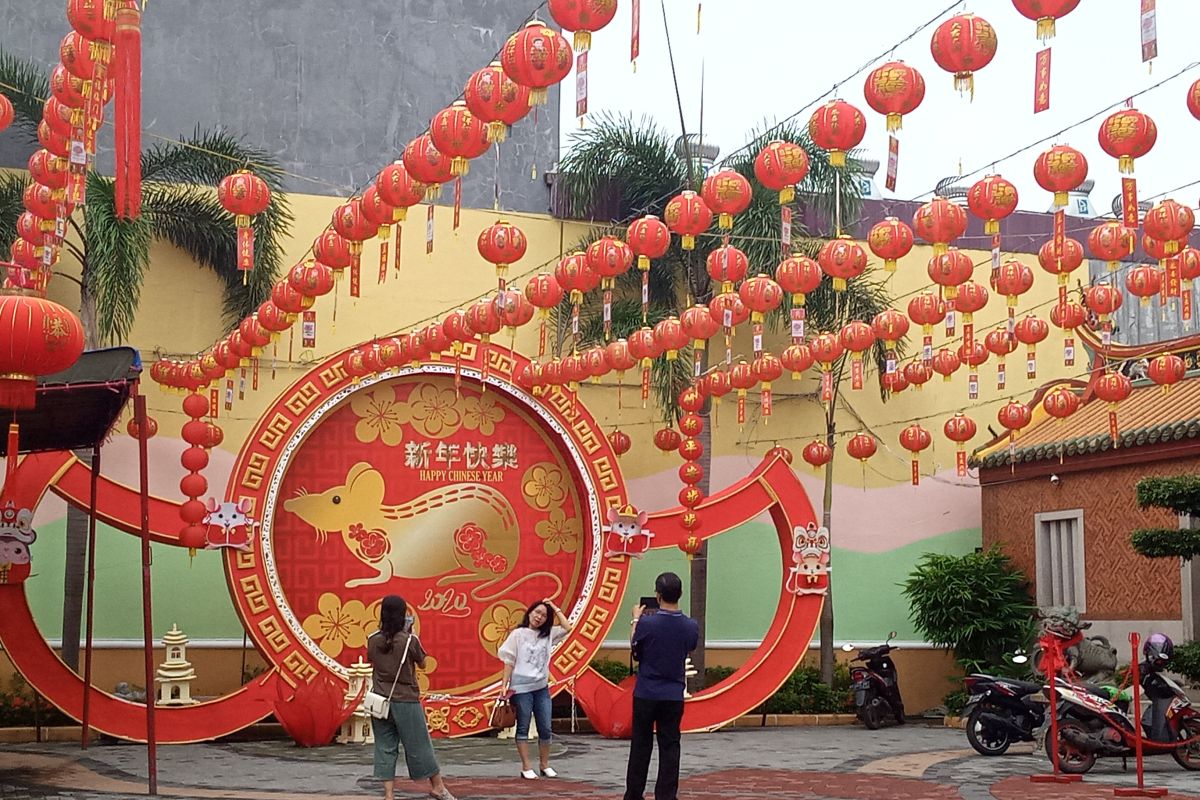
[366,595,455,800]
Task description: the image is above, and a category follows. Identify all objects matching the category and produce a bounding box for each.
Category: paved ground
[1,724,1197,799]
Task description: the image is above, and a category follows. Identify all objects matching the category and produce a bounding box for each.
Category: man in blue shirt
[623,572,699,800]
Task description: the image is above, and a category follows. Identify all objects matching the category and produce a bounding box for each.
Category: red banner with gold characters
[1034,48,1051,114]
[1122,177,1140,228]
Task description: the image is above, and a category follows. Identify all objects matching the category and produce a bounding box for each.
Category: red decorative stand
[1113,632,1167,798]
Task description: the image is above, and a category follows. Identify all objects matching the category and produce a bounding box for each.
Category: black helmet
[1143,633,1174,665]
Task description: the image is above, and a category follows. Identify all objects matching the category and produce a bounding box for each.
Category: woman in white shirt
[498,599,572,779]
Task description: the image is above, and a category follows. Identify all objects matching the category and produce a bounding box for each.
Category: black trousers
[623,696,685,800]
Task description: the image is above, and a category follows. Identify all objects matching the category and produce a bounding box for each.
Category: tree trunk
[818,405,837,687]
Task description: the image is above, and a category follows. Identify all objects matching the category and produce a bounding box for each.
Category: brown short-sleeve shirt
[367,630,427,702]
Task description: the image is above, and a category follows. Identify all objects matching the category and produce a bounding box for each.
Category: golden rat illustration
[282,462,562,601]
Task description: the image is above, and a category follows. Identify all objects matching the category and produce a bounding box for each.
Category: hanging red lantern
[993,261,1034,309]
[863,60,925,133]
[0,93,13,134]
[1088,221,1134,272]
[1014,314,1050,378]
[654,427,681,454]
[752,353,784,418]
[997,401,1032,438]
[1098,108,1157,175]
[846,432,877,463]
[709,293,750,333]
[1034,145,1088,207]
[839,321,875,391]
[1126,264,1162,306]
[547,0,617,51]
[739,276,784,325]
[430,101,490,177]
[899,424,932,485]
[524,272,565,314]
[781,343,813,379]
[465,62,532,143]
[1085,284,1123,324]
[1143,200,1195,254]
[555,251,599,308]
[818,236,867,292]
[653,317,689,361]
[288,259,335,298]
[257,301,291,334]
[932,348,961,382]
[627,215,671,270]
[29,150,68,191]
[49,64,87,110]
[478,220,528,283]
[608,429,632,457]
[501,21,573,106]
[883,369,909,395]
[729,359,757,425]
[807,99,866,168]
[775,254,822,327]
[802,440,833,469]
[67,0,115,42]
[1012,0,1080,42]
[1189,78,1200,122]
[913,197,967,255]
[375,161,426,221]
[930,13,998,98]
[957,341,989,372]
[679,386,705,414]
[604,338,637,382]
[332,198,378,270]
[664,191,713,251]
[943,413,977,476]
[402,134,454,201]
[754,140,809,204]
[587,235,634,331]
[1149,353,1187,392]
[927,248,975,301]
[466,298,503,345]
[967,175,1019,235]
[126,415,158,440]
[217,170,271,274]
[681,305,720,351]
[810,331,844,403]
[871,309,908,374]
[494,288,534,333]
[1095,370,1132,443]
[706,245,749,293]
[903,360,933,391]
[1179,247,1200,293]
[1037,236,1084,286]
[984,327,1017,388]
[1143,234,1182,268]
[59,31,98,80]
[701,170,753,230]
[628,326,662,403]
[867,217,914,272]
[23,183,63,220]
[0,291,85,409]
[908,292,946,361]
[1042,385,1080,420]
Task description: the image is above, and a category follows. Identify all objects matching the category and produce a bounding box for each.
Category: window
[1034,510,1086,611]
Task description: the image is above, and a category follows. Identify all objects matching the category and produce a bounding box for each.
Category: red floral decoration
[1034,145,1088,207]
[807,99,866,168]
[863,60,925,133]
[464,62,531,143]
[867,217,914,272]
[664,191,713,251]
[912,196,967,254]
[1098,108,1157,174]
[818,236,867,292]
[967,175,1018,235]
[754,140,810,204]
[930,13,998,98]
[501,21,573,106]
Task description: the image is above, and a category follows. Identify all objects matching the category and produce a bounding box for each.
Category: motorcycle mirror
[841,643,855,652]
[886,631,897,643]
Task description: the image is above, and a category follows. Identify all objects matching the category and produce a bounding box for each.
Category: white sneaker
[540,767,558,778]
[520,769,539,780]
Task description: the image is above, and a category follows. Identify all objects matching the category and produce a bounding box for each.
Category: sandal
[540,767,558,778]
[520,769,539,780]
[429,791,457,800]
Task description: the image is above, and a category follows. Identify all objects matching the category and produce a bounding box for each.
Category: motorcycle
[961,673,1046,756]
[848,632,904,730]
[1047,645,1200,774]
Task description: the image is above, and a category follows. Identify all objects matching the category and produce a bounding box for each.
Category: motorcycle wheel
[966,706,1011,756]
[861,697,884,730]
[1172,718,1200,771]
[1048,718,1096,775]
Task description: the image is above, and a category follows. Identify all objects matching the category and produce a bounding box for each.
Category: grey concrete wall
[0,1,558,213]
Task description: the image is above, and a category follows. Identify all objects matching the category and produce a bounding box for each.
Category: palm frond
[0,171,30,251]
[0,49,50,142]
[83,173,151,345]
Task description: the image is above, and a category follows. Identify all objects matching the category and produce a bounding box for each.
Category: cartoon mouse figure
[203,498,257,551]
[603,505,653,560]
[785,523,830,596]
[0,502,35,584]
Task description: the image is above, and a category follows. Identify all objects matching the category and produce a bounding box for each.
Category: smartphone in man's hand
[639,595,659,614]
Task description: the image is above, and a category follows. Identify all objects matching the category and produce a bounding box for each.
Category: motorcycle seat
[998,678,1041,694]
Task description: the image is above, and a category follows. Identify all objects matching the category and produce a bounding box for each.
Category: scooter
[961,673,1046,755]
[848,632,904,729]
[1048,663,1200,774]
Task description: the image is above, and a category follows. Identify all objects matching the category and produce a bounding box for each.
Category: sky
[557,0,1200,216]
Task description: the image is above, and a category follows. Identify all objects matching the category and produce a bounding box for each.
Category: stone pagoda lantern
[155,624,198,706]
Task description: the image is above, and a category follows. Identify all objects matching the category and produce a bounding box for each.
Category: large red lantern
[932,348,961,382]
[288,259,335,299]
[1148,353,1186,392]
[653,317,688,361]
[775,254,822,304]
[913,196,967,254]
[899,424,932,485]
[430,101,489,177]
[930,14,998,98]
[867,217,914,272]
[59,31,98,80]
[846,433,877,463]
[1014,314,1050,378]
[664,191,713,251]
[943,413,977,476]
[927,248,974,301]
[839,321,875,391]
[654,427,681,454]
[701,170,753,230]
[67,0,115,42]
[908,292,945,361]
[706,245,749,293]
[360,185,396,241]
[872,309,909,370]
[402,134,454,200]
[802,440,833,470]
[807,99,866,168]
[1012,0,1080,42]
[554,251,598,304]
[1088,221,1133,272]
[863,61,925,133]
[0,290,85,409]
[627,215,671,270]
[752,353,784,418]
[710,292,749,330]
[217,170,271,274]
[818,236,867,292]
[1143,200,1195,255]
[587,236,633,289]
[993,260,1034,310]
[1085,283,1123,325]
[332,199,377,268]
[781,343,813,379]
[754,140,809,204]
[1034,145,1088,207]
[681,304,720,351]
[1037,236,1084,287]
[1095,370,1132,443]
[967,175,1018,235]
[478,220,528,282]
[501,21,573,106]
[0,93,11,133]
[464,62,532,143]
[548,0,618,51]
[608,429,632,457]
[1179,247,1200,292]
[1042,385,1080,421]
[29,150,68,191]
[997,401,1032,439]
[1098,108,1157,174]
[739,275,784,324]
[1126,265,1162,307]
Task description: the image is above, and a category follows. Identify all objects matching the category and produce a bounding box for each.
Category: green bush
[1136,475,1200,516]
[762,663,853,714]
[1131,528,1200,560]
[590,657,632,684]
[0,674,71,728]
[1174,641,1200,685]
[944,688,969,715]
[704,665,736,688]
[902,548,1037,675]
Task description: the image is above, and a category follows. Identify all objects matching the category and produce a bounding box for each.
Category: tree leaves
[0,50,50,142]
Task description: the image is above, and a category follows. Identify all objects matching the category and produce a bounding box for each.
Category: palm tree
[555,113,900,687]
[0,50,293,669]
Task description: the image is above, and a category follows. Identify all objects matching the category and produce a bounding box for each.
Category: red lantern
[1149,353,1187,392]
[0,292,84,409]
[430,101,490,177]
[883,369,909,395]
[525,272,564,312]
[466,298,503,344]
[608,429,632,457]
[126,415,158,440]
[943,412,977,476]
[547,0,617,51]
[993,261,1034,308]
[903,360,933,391]
[217,170,271,273]
[361,186,397,241]
[288,259,335,298]
[501,21,573,106]
[653,316,688,361]
[958,341,989,370]
[664,191,713,251]
[441,309,475,354]
[627,215,671,271]
[802,440,833,469]
[871,309,909,361]
[710,292,749,330]
[1037,236,1084,284]
[59,31,98,80]
[587,236,633,289]
[908,292,946,359]
[839,321,875,391]
[1034,145,1088,207]
[968,175,1018,235]
[332,198,377,267]
[807,99,866,169]
[931,13,997,98]
[846,433,877,464]
[49,64,86,110]
[494,288,534,333]
[998,401,1032,436]
[67,0,115,42]
[739,276,784,325]
[775,254,822,304]
[1012,0,1080,42]
[1179,247,1200,291]
[375,161,426,221]
[985,327,1016,358]
[809,332,844,403]
[29,150,68,191]
[0,93,11,133]
[1042,385,1080,420]
[1014,315,1050,377]
[867,217,914,272]
[1189,78,1200,122]
[1143,200,1195,255]
[1088,221,1134,272]
[913,197,967,254]
[681,305,720,351]
[701,170,753,230]
[1095,370,1132,443]
[679,386,705,414]
[752,353,784,417]
[1085,283,1123,322]
[781,343,813,379]
[899,424,932,485]
[932,348,960,382]
[555,251,598,305]
[478,220,528,281]
[729,359,757,425]
[1098,108,1157,175]
[863,60,925,133]
[654,427,681,453]
[706,245,749,293]
[403,134,454,200]
[1126,264,1162,306]
[465,62,531,143]
[927,248,975,301]
[818,236,867,292]
[754,140,809,204]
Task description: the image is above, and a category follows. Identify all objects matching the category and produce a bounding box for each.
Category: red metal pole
[135,392,158,795]
[1048,671,1062,774]
[1131,633,1146,790]
[81,442,100,750]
